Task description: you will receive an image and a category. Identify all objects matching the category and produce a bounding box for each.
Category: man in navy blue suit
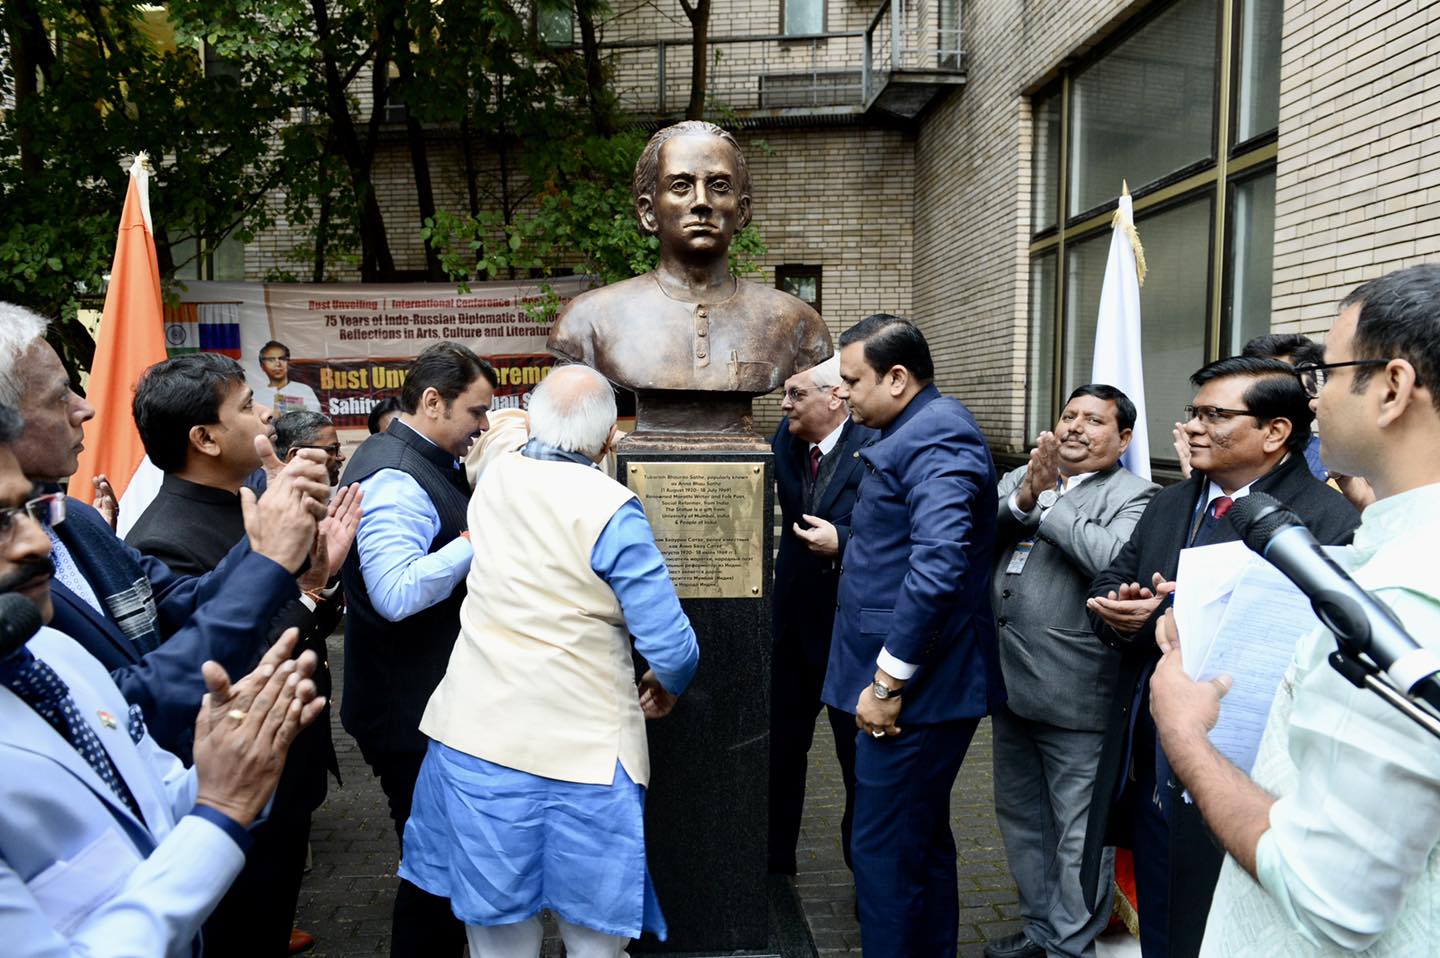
[768,355,877,876]
[822,314,1004,957]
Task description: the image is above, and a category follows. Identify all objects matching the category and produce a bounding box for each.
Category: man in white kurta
[400,365,700,958]
[1149,265,1440,956]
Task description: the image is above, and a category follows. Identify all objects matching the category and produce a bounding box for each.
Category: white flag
[1091,190,1151,480]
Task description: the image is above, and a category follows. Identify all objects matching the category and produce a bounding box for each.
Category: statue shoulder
[738,280,833,362]
[550,274,662,362]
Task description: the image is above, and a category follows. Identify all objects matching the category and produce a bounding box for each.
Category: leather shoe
[982,930,1045,958]
[288,929,316,955]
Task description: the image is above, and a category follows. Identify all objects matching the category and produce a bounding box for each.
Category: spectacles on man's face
[260,354,290,365]
[782,387,810,403]
[1291,359,1393,399]
[1183,404,1263,427]
[0,493,65,547]
[294,443,343,458]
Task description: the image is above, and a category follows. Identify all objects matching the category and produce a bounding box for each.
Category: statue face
[642,134,750,258]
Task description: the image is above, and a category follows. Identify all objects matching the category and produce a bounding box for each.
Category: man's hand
[255,435,332,506]
[1149,616,1232,756]
[855,669,904,738]
[91,474,119,531]
[297,485,363,591]
[794,514,839,558]
[1329,472,1376,511]
[192,629,327,828]
[1016,431,1061,513]
[638,669,678,719]
[1172,423,1194,480]
[242,445,328,574]
[1086,571,1174,636]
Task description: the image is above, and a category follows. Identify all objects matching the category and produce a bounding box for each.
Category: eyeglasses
[293,443,343,458]
[260,354,290,364]
[782,387,810,403]
[1291,359,1392,399]
[0,493,66,547]
[1183,405,1263,426]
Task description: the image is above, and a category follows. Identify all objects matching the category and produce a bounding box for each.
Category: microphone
[0,592,43,660]
[1228,493,1440,712]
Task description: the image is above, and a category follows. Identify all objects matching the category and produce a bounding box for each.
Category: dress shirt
[46,529,105,615]
[1200,482,1440,955]
[811,419,845,459]
[355,422,473,622]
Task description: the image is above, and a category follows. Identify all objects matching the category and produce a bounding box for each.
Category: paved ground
[297,634,1135,956]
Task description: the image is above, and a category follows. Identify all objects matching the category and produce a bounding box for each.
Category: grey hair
[0,303,49,408]
[0,402,23,444]
[528,365,618,459]
[273,409,333,459]
[806,354,842,391]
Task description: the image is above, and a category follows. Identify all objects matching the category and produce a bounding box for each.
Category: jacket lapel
[812,423,870,518]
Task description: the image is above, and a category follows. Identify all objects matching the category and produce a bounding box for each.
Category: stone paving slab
[296,634,1039,957]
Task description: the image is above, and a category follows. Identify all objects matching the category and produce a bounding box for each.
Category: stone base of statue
[618,429,814,957]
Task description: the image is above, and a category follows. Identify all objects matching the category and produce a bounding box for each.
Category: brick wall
[1270,0,1440,341]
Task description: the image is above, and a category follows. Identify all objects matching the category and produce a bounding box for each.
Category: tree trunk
[5,0,53,175]
[575,0,615,136]
[309,0,394,281]
[680,0,711,121]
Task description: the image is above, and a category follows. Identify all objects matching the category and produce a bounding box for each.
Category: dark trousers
[767,637,857,874]
[1128,709,1171,958]
[202,813,311,958]
[851,717,980,958]
[369,750,466,958]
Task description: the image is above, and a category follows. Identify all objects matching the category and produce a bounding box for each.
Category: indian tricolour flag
[71,155,167,535]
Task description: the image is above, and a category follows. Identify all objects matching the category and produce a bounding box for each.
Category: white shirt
[1200,482,1440,956]
[811,419,845,459]
[253,380,320,415]
[1005,468,1097,524]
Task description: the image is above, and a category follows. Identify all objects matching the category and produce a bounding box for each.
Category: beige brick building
[240,0,1440,461]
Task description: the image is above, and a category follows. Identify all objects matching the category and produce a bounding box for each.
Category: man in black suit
[126,352,356,958]
[1081,357,1360,958]
[767,355,877,876]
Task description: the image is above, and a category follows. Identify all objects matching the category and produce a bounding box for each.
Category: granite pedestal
[618,444,812,958]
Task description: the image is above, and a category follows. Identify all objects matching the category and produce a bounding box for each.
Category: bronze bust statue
[548,121,833,442]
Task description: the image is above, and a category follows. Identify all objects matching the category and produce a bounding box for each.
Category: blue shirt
[355,465,473,623]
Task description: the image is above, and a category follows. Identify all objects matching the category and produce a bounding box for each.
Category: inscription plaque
[628,461,765,600]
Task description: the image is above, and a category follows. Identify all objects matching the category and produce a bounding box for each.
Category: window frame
[780,0,827,38]
[776,264,823,315]
[1025,0,1280,459]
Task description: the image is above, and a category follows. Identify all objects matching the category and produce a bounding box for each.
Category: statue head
[633,122,752,259]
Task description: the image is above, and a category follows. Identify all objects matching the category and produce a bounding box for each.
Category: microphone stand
[1327,647,1440,741]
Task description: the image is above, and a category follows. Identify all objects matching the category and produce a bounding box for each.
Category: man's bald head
[528,365,619,461]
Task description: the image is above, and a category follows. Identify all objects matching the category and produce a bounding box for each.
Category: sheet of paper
[1194,561,1320,775]
[1174,541,1253,676]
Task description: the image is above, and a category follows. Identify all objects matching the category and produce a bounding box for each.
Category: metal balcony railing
[598,0,964,119]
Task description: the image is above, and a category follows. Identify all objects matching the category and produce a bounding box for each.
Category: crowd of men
[0,261,1437,958]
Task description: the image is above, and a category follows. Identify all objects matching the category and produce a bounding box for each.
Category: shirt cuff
[877,648,919,681]
[1007,489,1033,523]
[188,805,255,853]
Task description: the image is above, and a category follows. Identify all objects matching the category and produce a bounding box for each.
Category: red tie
[809,446,822,481]
[1212,496,1234,519]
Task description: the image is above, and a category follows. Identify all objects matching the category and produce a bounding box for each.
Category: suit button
[997,616,1008,627]
[1002,589,1012,599]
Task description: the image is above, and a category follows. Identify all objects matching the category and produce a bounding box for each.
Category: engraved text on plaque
[628,461,765,599]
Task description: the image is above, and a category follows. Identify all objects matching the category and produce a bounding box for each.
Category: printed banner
[171,278,594,428]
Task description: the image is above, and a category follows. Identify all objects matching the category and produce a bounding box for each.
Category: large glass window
[1234,0,1282,144]
[1032,92,1062,233]
[1068,0,1219,216]
[783,0,824,36]
[1026,252,1057,437]
[1226,170,1276,354]
[1027,0,1278,468]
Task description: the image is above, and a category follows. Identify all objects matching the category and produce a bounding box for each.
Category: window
[782,0,824,37]
[776,265,822,314]
[1026,0,1280,463]
[172,230,246,282]
[536,0,574,46]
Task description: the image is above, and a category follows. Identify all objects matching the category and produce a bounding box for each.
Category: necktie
[1212,496,1234,519]
[3,649,142,819]
[809,446,822,481]
[1192,495,1235,546]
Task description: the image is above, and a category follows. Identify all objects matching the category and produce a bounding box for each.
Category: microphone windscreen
[0,592,42,659]
[1228,492,1301,553]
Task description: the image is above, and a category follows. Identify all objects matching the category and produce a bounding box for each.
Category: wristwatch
[872,678,903,700]
[1036,488,1060,511]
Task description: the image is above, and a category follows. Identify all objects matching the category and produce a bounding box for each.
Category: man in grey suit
[985,384,1158,958]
